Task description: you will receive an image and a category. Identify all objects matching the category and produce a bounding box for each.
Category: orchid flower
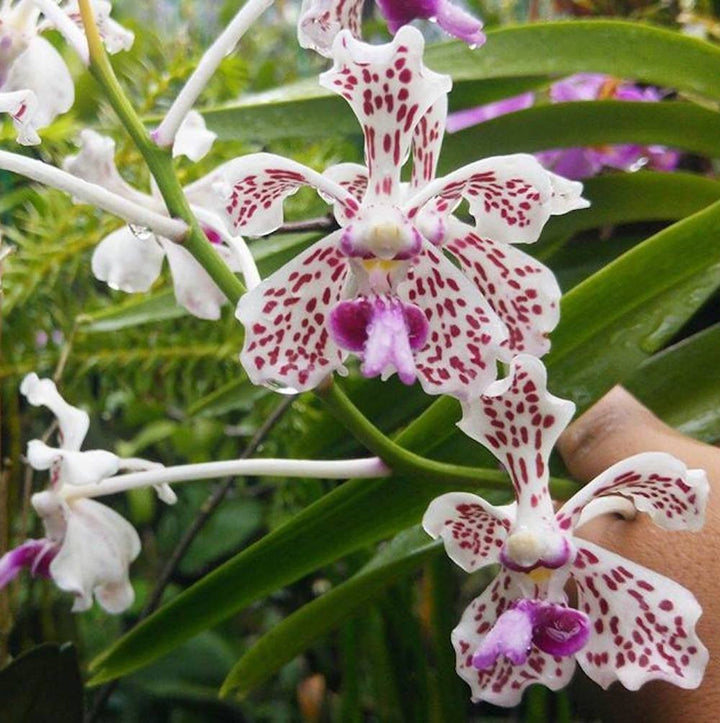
[63,120,259,319]
[298,0,485,58]
[447,74,680,179]
[536,74,681,179]
[0,0,132,144]
[423,355,709,705]
[218,28,585,396]
[0,374,173,613]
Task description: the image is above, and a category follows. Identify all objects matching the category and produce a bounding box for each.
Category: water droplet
[263,378,300,395]
[468,43,479,50]
[129,224,152,241]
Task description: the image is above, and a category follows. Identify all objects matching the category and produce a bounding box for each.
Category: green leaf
[546,198,720,409]
[89,159,720,691]
[200,21,720,142]
[439,102,720,173]
[78,290,185,332]
[0,644,83,723]
[541,172,720,244]
[201,77,549,142]
[626,323,720,442]
[219,527,439,698]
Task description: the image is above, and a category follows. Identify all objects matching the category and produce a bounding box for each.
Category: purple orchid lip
[329,296,429,384]
[472,598,591,670]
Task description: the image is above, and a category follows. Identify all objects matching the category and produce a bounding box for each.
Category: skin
[557,386,720,722]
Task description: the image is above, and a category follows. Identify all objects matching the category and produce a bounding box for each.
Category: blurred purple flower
[447,73,680,179]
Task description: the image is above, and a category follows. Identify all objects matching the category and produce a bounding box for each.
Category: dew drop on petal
[128,224,152,241]
[263,379,300,395]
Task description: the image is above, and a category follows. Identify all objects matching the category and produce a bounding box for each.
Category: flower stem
[318,381,579,498]
[63,457,391,501]
[153,0,274,148]
[0,150,187,241]
[77,0,246,304]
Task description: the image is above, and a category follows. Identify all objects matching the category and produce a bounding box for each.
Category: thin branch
[0,151,188,242]
[152,0,274,147]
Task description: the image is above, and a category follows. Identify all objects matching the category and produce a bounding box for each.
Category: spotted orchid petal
[572,541,708,691]
[399,243,507,400]
[235,232,350,392]
[218,153,359,236]
[91,226,165,293]
[410,97,447,190]
[406,154,585,245]
[320,27,451,203]
[452,571,576,706]
[377,0,485,47]
[27,440,121,487]
[422,492,514,572]
[158,237,231,321]
[172,110,217,162]
[0,539,55,588]
[557,453,708,533]
[61,0,134,54]
[0,88,39,144]
[2,36,73,143]
[547,171,590,214]
[444,219,561,356]
[63,130,145,202]
[459,355,575,500]
[297,0,364,58]
[323,162,368,225]
[20,373,89,451]
[35,492,141,613]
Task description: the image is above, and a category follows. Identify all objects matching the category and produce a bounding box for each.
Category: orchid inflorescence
[0,0,707,710]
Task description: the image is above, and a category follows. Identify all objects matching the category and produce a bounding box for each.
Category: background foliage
[2,0,720,720]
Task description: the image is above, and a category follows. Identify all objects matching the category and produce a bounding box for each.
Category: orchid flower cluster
[0,0,709,711]
[0,0,132,144]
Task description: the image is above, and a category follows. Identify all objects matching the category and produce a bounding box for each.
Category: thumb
[558,385,717,484]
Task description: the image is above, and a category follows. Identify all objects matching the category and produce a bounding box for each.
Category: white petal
[558,453,709,532]
[91,226,165,293]
[21,374,89,451]
[61,0,134,54]
[63,129,141,200]
[49,497,140,614]
[3,37,74,133]
[59,449,121,486]
[26,439,60,471]
[172,110,217,162]
[158,237,227,320]
[0,89,40,145]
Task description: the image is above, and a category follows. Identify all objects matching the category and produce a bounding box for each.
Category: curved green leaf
[219,527,439,698]
[544,173,720,239]
[88,161,720,692]
[201,21,720,143]
[627,323,720,442]
[439,102,720,172]
[428,20,720,98]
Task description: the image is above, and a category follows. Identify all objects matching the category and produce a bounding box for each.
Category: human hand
[558,386,720,721]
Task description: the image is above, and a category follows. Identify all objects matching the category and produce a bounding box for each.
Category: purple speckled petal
[573,541,708,691]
